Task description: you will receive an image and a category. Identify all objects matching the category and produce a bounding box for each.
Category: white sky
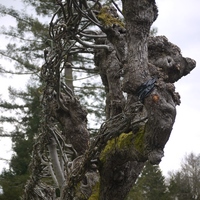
[154,0,200,176]
[0,0,200,177]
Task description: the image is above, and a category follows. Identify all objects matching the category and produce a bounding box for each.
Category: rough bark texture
[93,1,195,198]
[94,38,125,118]
[95,1,158,198]
[53,92,90,155]
[99,161,145,200]
[23,0,196,200]
[122,0,158,93]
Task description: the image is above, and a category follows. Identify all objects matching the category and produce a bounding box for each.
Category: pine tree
[127,162,169,200]
[0,85,41,199]
[0,1,47,192]
[0,1,104,198]
[0,0,196,199]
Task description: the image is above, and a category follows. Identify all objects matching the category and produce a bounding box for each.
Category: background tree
[0,1,53,198]
[0,0,196,199]
[0,85,41,200]
[168,153,200,200]
[0,0,104,130]
[0,0,104,198]
[127,162,169,200]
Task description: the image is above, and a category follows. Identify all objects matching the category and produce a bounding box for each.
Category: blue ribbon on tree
[136,78,156,102]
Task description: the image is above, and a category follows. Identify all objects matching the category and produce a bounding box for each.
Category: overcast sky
[154,0,200,176]
[0,0,200,176]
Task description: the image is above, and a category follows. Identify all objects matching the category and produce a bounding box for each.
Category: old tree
[22,0,195,199]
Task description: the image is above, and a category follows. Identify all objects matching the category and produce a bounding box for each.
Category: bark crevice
[23,1,196,199]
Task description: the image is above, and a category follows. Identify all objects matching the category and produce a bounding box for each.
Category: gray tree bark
[23,0,196,199]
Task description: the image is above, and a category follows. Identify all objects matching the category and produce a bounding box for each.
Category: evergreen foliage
[0,0,196,199]
[0,85,41,199]
[127,162,169,200]
[0,170,29,200]
[0,1,104,198]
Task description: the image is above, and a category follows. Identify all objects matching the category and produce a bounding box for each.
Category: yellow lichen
[133,126,145,153]
[100,132,133,162]
[100,126,146,162]
[97,6,124,27]
[117,132,133,148]
[88,181,100,200]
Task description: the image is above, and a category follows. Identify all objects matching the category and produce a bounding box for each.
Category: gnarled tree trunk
[23,0,195,199]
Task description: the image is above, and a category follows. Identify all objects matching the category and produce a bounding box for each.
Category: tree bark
[94,1,158,199]
[93,1,195,199]
[122,0,158,94]
[94,38,125,119]
[22,1,196,199]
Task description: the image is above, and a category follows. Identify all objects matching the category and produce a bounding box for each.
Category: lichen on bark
[23,0,196,199]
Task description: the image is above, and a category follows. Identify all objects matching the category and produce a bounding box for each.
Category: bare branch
[74,35,110,50]
[47,137,65,188]
[78,32,107,38]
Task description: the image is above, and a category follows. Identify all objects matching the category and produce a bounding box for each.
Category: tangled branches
[23,0,195,199]
[23,0,126,199]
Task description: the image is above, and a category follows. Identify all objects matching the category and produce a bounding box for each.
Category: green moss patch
[88,181,100,200]
[100,132,133,162]
[133,126,145,153]
[100,127,146,162]
[97,6,124,27]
